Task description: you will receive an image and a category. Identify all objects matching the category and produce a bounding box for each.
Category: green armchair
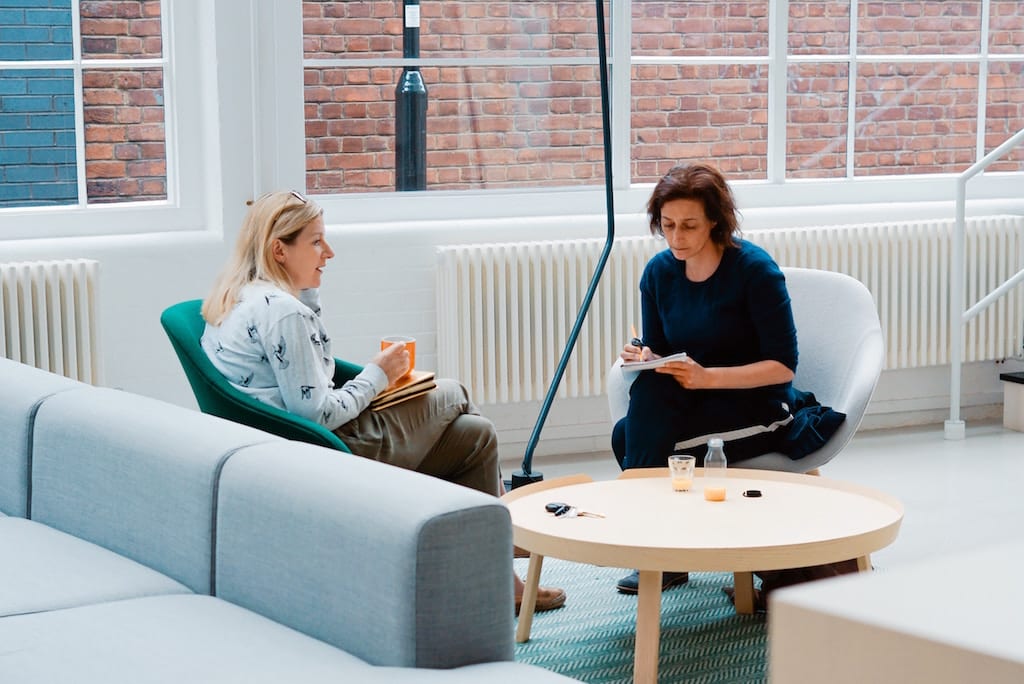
[160,299,357,453]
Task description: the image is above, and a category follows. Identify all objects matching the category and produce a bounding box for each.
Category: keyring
[543,501,606,518]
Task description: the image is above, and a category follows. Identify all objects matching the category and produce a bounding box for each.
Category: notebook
[369,370,437,411]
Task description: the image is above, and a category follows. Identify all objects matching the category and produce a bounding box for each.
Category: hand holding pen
[622,324,653,363]
[630,323,643,349]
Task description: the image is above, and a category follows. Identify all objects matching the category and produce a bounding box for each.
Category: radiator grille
[436,217,1024,404]
[0,259,102,384]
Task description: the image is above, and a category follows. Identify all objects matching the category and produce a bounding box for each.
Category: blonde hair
[202,191,324,324]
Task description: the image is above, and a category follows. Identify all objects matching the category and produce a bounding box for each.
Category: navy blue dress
[613,239,799,468]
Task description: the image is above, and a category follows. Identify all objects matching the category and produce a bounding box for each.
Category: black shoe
[616,570,689,594]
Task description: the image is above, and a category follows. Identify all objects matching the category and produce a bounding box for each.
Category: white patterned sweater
[201,281,387,431]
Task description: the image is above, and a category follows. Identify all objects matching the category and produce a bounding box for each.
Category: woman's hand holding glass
[372,342,411,387]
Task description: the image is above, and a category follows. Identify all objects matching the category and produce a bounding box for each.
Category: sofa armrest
[214,442,514,670]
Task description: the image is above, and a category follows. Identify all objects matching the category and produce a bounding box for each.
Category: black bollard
[395,0,426,191]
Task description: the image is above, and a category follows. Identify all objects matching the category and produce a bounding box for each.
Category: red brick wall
[787,63,848,179]
[303,0,1024,194]
[631,63,769,180]
[80,0,166,203]
[303,1,603,193]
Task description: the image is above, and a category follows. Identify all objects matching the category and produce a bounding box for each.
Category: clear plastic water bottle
[703,438,727,501]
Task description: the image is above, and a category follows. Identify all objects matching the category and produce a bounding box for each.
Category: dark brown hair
[646,163,740,248]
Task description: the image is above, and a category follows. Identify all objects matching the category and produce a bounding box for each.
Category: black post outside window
[395,0,427,191]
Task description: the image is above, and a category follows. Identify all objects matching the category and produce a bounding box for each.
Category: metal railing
[945,126,1024,440]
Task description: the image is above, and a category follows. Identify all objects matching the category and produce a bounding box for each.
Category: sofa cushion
[29,387,280,594]
[372,663,581,683]
[0,594,373,683]
[0,517,190,617]
[0,593,575,683]
[215,442,515,669]
[0,358,83,517]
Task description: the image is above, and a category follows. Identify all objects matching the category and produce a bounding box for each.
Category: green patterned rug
[513,558,767,683]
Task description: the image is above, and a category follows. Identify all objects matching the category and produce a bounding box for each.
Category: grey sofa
[0,357,577,683]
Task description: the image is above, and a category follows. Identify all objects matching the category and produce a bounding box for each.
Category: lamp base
[510,469,544,490]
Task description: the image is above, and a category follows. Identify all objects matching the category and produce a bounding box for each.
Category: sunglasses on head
[253,190,307,204]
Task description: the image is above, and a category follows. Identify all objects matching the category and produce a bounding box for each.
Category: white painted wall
[4,202,1019,468]
[2,1,1022,470]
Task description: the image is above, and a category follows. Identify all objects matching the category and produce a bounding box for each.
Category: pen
[630,324,643,348]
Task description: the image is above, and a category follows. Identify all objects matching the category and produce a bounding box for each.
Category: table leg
[633,570,662,684]
[732,571,756,614]
[857,554,872,572]
[515,553,544,643]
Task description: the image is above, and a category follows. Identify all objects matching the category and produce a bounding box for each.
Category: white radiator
[0,259,102,384]
[436,216,1024,404]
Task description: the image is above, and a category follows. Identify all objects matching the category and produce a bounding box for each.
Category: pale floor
[509,420,1024,572]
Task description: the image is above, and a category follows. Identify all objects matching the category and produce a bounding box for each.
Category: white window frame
[0,0,207,241]
[268,0,1024,229]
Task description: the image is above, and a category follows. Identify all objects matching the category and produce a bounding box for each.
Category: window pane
[0,68,77,207]
[80,0,162,59]
[303,1,401,59]
[303,1,598,60]
[985,61,1024,172]
[305,65,603,193]
[632,1,769,57]
[855,62,978,176]
[787,63,849,178]
[83,68,167,202]
[990,0,1024,54]
[631,64,768,182]
[788,1,850,56]
[0,1,73,61]
[858,1,981,55]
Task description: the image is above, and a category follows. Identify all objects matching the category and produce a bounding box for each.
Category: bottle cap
[708,438,723,447]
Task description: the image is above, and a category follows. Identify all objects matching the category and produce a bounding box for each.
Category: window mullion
[846,0,860,179]
[612,0,632,190]
[72,0,86,207]
[160,0,178,204]
[977,0,992,161]
[767,0,788,183]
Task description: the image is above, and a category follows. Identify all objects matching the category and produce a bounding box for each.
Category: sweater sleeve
[744,256,798,372]
[262,311,387,431]
[639,255,671,356]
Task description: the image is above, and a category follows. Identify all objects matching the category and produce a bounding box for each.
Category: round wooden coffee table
[503,468,904,684]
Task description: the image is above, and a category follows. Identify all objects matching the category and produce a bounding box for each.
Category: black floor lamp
[511,0,616,489]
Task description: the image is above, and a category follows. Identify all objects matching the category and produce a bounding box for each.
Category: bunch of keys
[545,502,605,519]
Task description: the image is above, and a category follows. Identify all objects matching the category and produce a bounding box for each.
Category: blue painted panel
[32,182,79,200]
[0,66,77,207]
[0,1,73,61]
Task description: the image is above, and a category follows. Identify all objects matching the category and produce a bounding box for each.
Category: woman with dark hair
[612,163,800,595]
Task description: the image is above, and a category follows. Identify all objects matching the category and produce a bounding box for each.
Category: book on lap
[369,370,436,411]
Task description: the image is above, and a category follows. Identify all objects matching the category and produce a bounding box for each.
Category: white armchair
[606,267,884,473]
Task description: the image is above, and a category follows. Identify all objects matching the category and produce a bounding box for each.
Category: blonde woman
[201,190,564,615]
